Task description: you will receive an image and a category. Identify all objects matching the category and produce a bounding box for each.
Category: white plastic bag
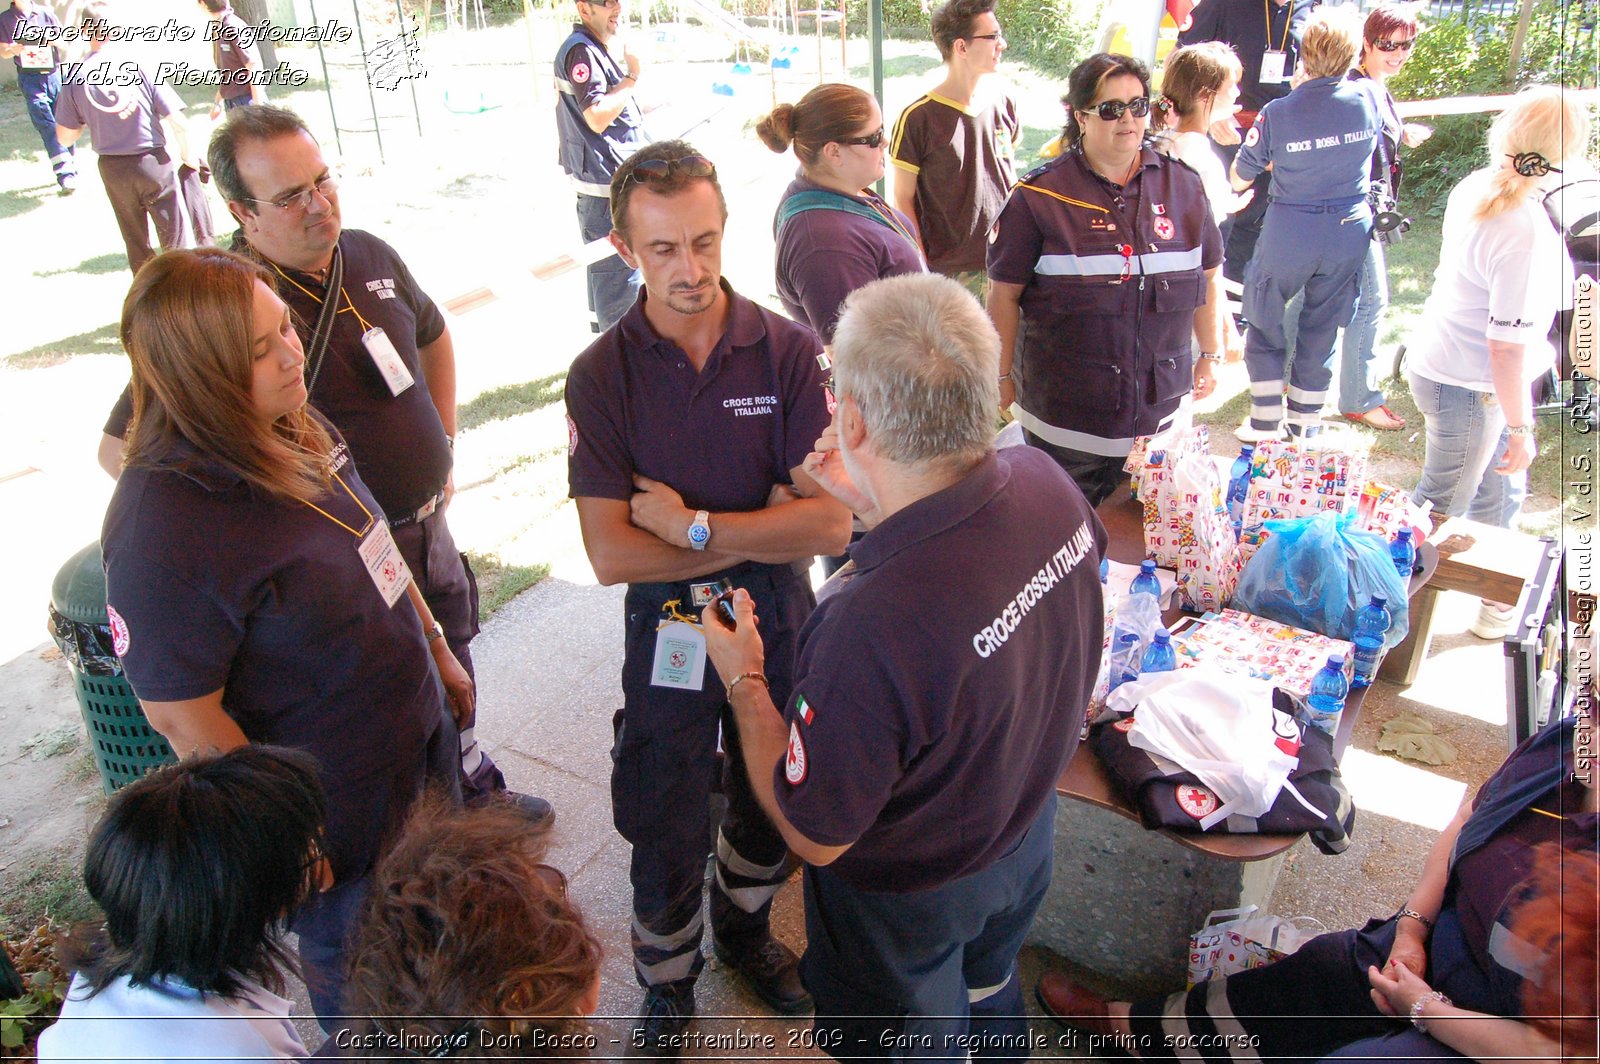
[1106,668,1301,829]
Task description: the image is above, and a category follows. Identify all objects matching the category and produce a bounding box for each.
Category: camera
[1368,181,1410,244]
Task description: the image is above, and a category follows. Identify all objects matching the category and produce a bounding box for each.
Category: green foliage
[852,0,1104,76]
[1387,1,1599,214]
[1,922,71,1059]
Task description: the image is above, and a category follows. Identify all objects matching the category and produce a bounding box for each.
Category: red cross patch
[1154,216,1175,240]
[107,604,130,658]
[1176,784,1219,820]
[1244,125,1261,147]
[785,721,808,784]
[570,61,591,83]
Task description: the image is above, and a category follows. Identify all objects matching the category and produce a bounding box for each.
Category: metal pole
[870,0,882,195]
[349,0,386,164]
[394,0,423,136]
[309,0,342,156]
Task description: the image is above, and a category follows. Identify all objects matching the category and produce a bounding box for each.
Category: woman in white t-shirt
[1152,42,1253,363]
[1408,87,1584,634]
[38,747,329,1062]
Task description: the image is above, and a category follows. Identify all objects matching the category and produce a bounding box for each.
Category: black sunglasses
[1084,97,1151,121]
[838,127,886,149]
[623,154,717,188]
[1372,36,1416,52]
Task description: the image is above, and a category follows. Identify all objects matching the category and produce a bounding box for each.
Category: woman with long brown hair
[343,798,603,1056]
[101,246,466,1027]
[758,82,925,346]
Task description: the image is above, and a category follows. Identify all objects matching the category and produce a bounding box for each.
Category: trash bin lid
[52,540,108,626]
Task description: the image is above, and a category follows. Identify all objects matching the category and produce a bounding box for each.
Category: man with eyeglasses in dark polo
[556,0,648,333]
[565,140,851,1053]
[96,106,554,849]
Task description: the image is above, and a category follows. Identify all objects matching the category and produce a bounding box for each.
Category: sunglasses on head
[839,127,887,149]
[1085,97,1150,121]
[1372,36,1415,52]
[623,154,717,187]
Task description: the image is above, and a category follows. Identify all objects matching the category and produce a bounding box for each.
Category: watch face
[689,523,709,545]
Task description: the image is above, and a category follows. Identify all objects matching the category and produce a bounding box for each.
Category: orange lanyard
[270,261,375,334]
[863,192,923,253]
[1263,0,1291,53]
[302,471,375,538]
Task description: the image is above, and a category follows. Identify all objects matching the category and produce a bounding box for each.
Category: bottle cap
[1140,560,1155,573]
[1371,595,1388,607]
[1328,653,1345,667]
[1117,632,1139,647]
[1153,628,1171,643]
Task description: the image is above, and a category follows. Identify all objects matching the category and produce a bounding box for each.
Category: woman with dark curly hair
[341,797,602,1058]
[38,746,328,1061]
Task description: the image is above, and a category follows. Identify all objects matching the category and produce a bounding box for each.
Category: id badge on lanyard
[362,327,415,396]
[357,519,414,607]
[1259,50,1288,84]
[650,620,707,690]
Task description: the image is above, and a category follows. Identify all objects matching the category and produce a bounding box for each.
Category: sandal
[1343,405,1406,431]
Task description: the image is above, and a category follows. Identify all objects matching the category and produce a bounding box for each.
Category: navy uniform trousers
[802,797,1056,1062]
[613,561,811,991]
[1243,199,1372,434]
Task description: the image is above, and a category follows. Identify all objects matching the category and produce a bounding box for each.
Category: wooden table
[1031,487,1435,992]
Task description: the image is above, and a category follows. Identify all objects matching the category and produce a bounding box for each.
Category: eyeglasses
[967,31,1005,43]
[1372,37,1416,53]
[248,173,339,213]
[579,0,619,7]
[839,127,886,149]
[621,154,717,188]
[1085,97,1151,121]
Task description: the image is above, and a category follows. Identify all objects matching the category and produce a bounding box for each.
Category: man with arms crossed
[889,0,1019,296]
[565,140,850,1054]
[703,273,1106,1059]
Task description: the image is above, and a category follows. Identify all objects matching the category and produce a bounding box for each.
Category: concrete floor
[286,505,1518,1059]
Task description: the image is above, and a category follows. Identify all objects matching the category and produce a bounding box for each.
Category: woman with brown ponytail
[757,83,925,346]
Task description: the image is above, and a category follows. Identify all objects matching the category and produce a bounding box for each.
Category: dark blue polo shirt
[565,282,830,512]
[555,23,645,194]
[778,447,1107,893]
[986,147,1222,455]
[1177,0,1317,116]
[102,416,446,882]
[1235,76,1382,204]
[104,230,452,520]
[0,4,62,72]
[774,176,926,344]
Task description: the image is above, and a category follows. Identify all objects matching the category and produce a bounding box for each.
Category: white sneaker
[1236,420,1285,443]
[1470,601,1518,640]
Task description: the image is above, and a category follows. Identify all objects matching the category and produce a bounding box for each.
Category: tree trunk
[234,0,278,72]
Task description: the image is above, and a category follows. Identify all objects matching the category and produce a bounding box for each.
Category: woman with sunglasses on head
[986,52,1224,505]
[1408,87,1585,638]
[1230,5,1384,441]
[341,797,603,1058]
[758,83,926,347]
[39,746,328,1061]
[1337,4,1430,432]
[1151,41,1252,364]
[99,247,465,1029]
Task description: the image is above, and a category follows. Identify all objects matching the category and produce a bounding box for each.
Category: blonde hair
[1298,6,1364,80]
[122,248,333,504]
[756,83,876,170]
[1476,86,1591,223]
[1156,42,1242,128]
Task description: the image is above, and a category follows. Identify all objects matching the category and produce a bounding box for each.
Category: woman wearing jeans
[1408,87,1583,637]
[1339,4,1430,431]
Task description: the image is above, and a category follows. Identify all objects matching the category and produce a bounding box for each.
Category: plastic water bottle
[1305,653,1350,735]
[1130,560,1162,600]
[1141,628,1176,674]
[1108,631,1142,691]
[1391,527,1417,580]
[1350,595,1392,688]
[1227,444,1255,540]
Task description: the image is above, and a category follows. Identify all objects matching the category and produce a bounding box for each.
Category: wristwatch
[1506,424,1534,439]
[687,510,711,551]
[423,621,445,644]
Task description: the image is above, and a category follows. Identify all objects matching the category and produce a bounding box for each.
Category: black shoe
[713,934,812,1014]
[471,788,555,828]
[634,985,695,1058]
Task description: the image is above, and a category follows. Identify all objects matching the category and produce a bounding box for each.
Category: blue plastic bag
[1233,510,1409,649]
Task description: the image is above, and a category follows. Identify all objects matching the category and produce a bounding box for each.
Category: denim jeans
[1408,370,1525,528]
[1337,240,1388,416]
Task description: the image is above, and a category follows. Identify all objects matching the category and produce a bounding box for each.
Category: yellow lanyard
[1263,0,1291,54]
[302,471,375,538]
[863,192,923,252]
[270,261,376,334]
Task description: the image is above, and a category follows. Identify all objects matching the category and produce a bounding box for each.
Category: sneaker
[634,984,695,1058]
[713,934,812,1013]
[57,174,77,195]
[1470,601,1518,640]
[1235,420,1284,444]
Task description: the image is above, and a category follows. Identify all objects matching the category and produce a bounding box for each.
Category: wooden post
[1507,0,1534,86]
